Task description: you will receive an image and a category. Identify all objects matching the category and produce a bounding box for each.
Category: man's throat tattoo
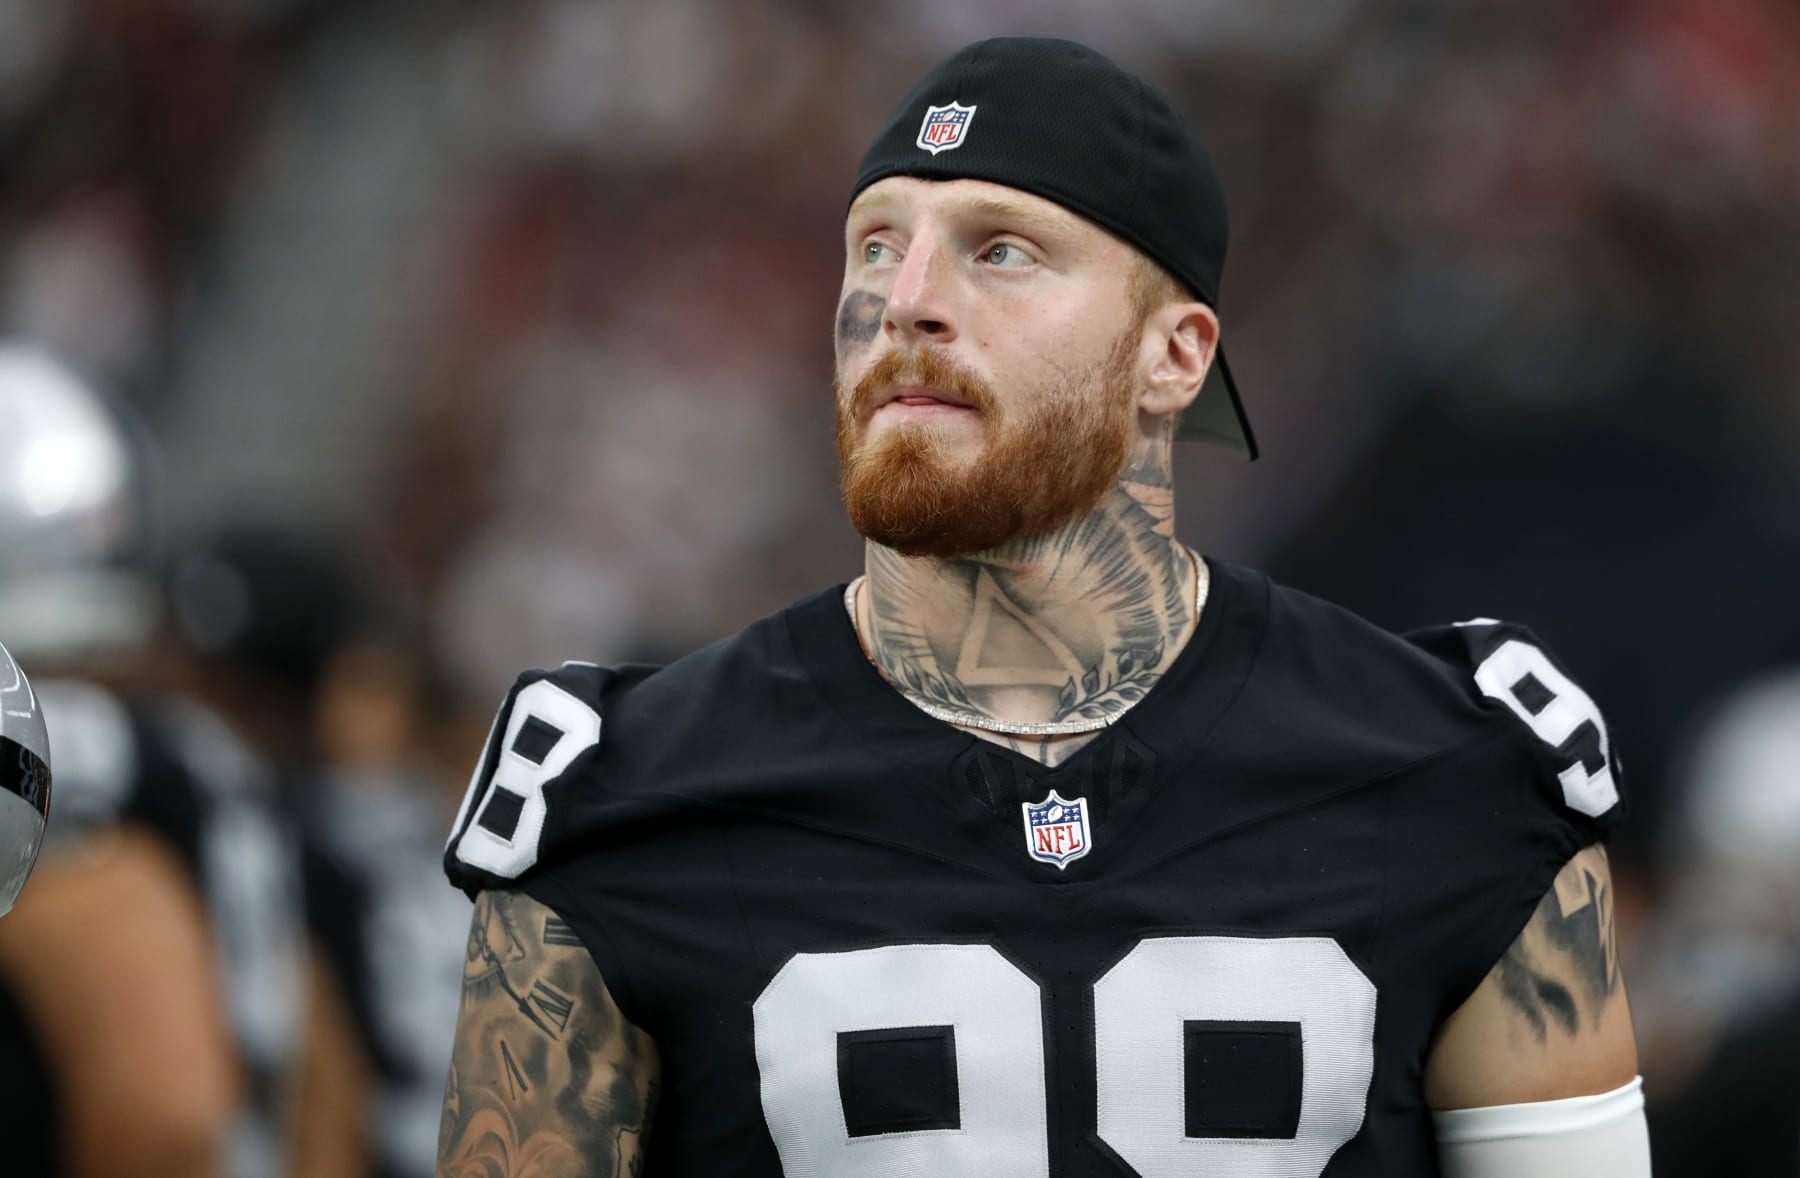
[853,459,1201,740]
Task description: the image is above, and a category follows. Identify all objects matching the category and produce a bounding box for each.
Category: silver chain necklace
[845,547,1209,738]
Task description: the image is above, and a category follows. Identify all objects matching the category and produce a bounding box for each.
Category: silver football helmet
[0,639,50,916]
[0,345,153,662]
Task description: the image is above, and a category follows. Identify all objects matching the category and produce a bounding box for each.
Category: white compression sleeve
[1433,1076,1651,1178]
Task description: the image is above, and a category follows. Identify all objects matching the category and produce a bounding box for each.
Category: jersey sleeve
[444,661,681,1031]
[1411,617,1624,842]
[1389,617,1626,1020]
[443,661,631,898]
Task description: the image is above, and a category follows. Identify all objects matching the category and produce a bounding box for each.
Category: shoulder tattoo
[1495,845,1622,1042]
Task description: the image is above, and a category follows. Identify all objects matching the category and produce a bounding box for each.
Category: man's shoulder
[35,677,141,833]
[34,680,195,819]
[41,677,291,859]
[443,586,844,895]
[1260,572,1524,693]
[500,583,836,735]
[1253,573,1567,738]
[1221,568,1623,822]
[1225,571,1626,1004]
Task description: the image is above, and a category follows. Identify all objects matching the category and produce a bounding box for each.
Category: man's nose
[883,237,958,346]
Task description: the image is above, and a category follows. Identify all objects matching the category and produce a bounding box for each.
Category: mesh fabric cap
[852,37,1257,459]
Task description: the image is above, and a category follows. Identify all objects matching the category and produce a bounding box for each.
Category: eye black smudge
[836,291,885,353]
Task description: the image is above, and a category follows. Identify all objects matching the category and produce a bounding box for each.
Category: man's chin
[849,423,981,478]
[839,394,1131,561]
[842,451,1006,559]
[861,412,985,459]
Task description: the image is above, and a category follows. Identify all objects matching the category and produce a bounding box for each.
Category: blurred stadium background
[2,0,1799,1172]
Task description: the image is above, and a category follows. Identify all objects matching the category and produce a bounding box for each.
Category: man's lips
[874,383,976,411]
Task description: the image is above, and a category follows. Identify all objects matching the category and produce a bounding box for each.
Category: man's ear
[1139,302,1220,418]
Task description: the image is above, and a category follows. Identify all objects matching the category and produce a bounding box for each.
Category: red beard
[835,334,1137,560]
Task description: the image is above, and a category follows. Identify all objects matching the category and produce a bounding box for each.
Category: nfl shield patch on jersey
[1022,790,1091,869]
[916,102,976,154]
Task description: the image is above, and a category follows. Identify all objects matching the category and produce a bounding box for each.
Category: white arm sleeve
[1433,1076,1651,1178]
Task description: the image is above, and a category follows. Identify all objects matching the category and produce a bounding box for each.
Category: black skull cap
[852,37,1257,459]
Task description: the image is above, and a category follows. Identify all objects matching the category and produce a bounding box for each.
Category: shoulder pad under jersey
[1407,617,1623,830]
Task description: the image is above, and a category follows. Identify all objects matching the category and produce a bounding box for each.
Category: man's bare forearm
[437,890,658,1178]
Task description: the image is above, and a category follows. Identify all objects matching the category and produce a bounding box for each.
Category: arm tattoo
[438,890,658,1178]
[836,291,885,355]
[1494,845,1622,1042]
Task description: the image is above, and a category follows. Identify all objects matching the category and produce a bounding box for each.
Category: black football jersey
[444,560,1622,1178]
[29,680,308,1178]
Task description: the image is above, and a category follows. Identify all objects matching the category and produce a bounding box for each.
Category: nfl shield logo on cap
[916,101,976,155]
[1021,790,1091,869]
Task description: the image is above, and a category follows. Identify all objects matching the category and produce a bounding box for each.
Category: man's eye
[864,241,895,264]
[983,243,1031,268]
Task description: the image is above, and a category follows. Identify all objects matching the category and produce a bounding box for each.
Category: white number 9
[1470,636,1618,817]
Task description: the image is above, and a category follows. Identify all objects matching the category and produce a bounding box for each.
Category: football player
[440,39,1647,1177]
[0,348,347,1178]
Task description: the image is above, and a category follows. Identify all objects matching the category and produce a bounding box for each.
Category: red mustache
[849,348,998,426]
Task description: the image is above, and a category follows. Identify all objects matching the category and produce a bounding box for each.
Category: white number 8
[451,679,602,879]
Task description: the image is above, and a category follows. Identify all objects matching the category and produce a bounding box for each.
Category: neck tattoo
[845,546,1209,737]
